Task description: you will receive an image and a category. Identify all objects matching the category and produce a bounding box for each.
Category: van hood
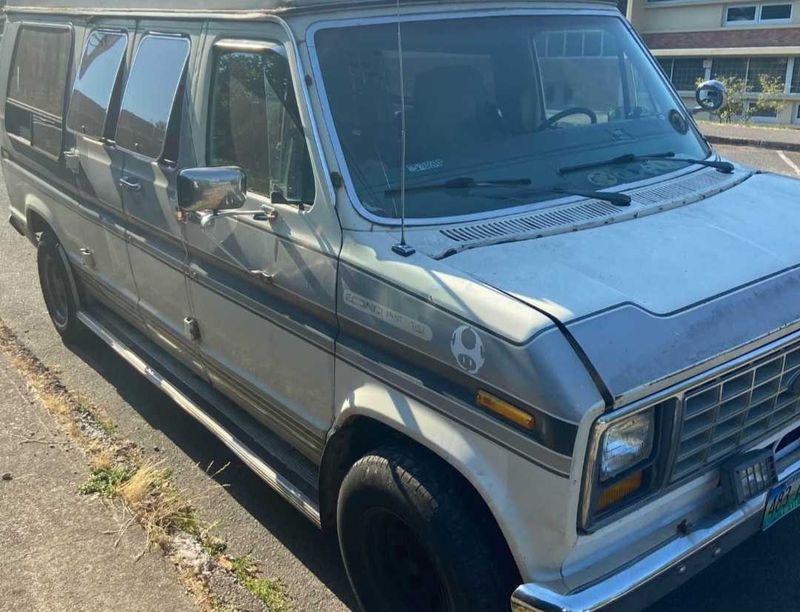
[438,170,800,403]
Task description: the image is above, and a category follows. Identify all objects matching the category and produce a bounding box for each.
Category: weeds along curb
[0,318,288,612]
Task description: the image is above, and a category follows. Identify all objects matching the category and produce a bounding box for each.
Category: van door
[114,24,200,364]
[66,22,139,317]
[182,27,339,462]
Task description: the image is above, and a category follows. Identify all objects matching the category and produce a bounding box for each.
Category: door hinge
[183,316,201,342]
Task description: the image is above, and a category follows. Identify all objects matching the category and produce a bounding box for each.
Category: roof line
[4,0,619,19]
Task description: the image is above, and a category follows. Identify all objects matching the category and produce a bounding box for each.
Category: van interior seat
[410,64,506,158]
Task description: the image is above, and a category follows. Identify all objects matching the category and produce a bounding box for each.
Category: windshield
[313,14,710,221]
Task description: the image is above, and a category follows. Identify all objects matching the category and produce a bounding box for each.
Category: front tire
[337,445,517,612]
[37,233,85,343]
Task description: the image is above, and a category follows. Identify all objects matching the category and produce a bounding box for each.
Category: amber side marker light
[597,471,644,511]
[476,391,535,430]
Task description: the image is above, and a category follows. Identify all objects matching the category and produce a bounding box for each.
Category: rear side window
[6,25,72,157]
[115,35,189,159]
[67,30,128,140]
[208,44,315,204]
[8,25,71,117]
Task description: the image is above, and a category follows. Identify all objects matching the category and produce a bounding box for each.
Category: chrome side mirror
[694,80,727,114]
[177,166,247,213]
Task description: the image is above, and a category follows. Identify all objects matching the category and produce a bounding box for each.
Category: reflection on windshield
[314,15,709,220]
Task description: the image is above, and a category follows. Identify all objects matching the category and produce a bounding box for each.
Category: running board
[77,310,322,527]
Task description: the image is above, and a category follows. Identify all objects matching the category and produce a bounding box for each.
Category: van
[3,1,800,610]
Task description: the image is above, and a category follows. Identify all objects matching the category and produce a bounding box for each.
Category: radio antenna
[391,0,415,257]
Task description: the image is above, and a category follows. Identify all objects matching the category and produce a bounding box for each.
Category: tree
[702,73,786,123]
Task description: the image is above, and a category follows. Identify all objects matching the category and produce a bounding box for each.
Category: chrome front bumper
[511,458,800,612]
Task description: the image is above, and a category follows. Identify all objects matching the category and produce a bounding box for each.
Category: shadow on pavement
[65,332,357,610]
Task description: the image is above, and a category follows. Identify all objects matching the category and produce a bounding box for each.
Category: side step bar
[77,311,322,526]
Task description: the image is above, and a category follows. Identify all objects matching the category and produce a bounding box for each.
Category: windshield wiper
[385,176,631,206]
[558,152,735,175]
[385,176,532,195]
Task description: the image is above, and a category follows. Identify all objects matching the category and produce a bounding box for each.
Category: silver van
[3,1,800,610]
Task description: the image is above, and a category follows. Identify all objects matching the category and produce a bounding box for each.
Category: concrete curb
[705,134,800,153]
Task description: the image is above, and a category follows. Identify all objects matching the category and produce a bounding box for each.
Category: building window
[760,3,793,20]
[748,57,788,91]
[5,25,72,158]
[791,61,800,93]
[673,58,705,91]
[748,103,778,118]
[726,5,758,23]
[115,35,190,160]
[658,57,706,91]
[540,30,616,58]
[712,57,787,92]
[725,3,792,25]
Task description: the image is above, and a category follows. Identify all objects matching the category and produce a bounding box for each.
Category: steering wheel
[536,107,598,131]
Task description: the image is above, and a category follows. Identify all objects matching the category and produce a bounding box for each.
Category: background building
[627,0,800,125]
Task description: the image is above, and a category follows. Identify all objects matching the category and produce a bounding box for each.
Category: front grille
[671,343,800,482]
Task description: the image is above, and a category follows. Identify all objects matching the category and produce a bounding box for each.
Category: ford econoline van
[3,1,800,610]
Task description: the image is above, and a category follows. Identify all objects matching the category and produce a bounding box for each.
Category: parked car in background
[3,1,800,610]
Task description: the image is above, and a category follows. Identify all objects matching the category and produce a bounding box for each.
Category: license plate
[763,470,800,530]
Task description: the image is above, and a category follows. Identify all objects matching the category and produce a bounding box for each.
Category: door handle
[63,149,80,173]
[119,177,142,192]
[249,270,275,285]
[253,205,279,222]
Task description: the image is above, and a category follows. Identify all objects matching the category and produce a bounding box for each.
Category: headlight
[600,409,654,481]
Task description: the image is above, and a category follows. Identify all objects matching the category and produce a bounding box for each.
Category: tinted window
[726,6,757,22]
[761,4,792,20]
[208,46,314,203]
[67,31,127,139]
[116,35,189,159]
[8,26,71,117]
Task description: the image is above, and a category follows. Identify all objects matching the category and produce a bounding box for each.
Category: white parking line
[778,150,800,177]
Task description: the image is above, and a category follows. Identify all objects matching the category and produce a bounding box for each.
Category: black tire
[37,233,85,343]
[337,444,518,612]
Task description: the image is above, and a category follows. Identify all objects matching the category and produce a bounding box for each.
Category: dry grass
[0,317,289,610]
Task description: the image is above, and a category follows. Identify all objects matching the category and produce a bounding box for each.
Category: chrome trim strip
[77,310,323,526]
[305,7,707,228]
[6,7,274,19]
[513,454,800,612]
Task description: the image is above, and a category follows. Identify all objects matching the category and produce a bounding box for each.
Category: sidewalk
[698,121,800,152]
[0,351,195,612]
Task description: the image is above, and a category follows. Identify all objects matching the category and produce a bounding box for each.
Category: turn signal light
[476,391,535,430]
[597,471,643,511]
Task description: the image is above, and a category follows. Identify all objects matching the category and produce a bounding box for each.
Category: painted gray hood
[443,171,800,402]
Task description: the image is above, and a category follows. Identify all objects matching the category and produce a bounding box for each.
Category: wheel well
[26,209,50,242]
[319,415,521,584]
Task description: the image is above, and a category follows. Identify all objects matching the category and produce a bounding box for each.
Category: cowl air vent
[439,167,744,247]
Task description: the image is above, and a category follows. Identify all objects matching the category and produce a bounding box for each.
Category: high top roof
[5,0,618,16]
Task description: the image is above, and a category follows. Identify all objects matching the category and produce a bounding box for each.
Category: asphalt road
[716,144,800,177]
[1,144,800,612]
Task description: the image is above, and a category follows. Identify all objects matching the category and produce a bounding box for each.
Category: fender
[23,193,83,311]
[330,358,579,586]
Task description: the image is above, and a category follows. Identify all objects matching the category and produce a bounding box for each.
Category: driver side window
[208,42,315,205]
